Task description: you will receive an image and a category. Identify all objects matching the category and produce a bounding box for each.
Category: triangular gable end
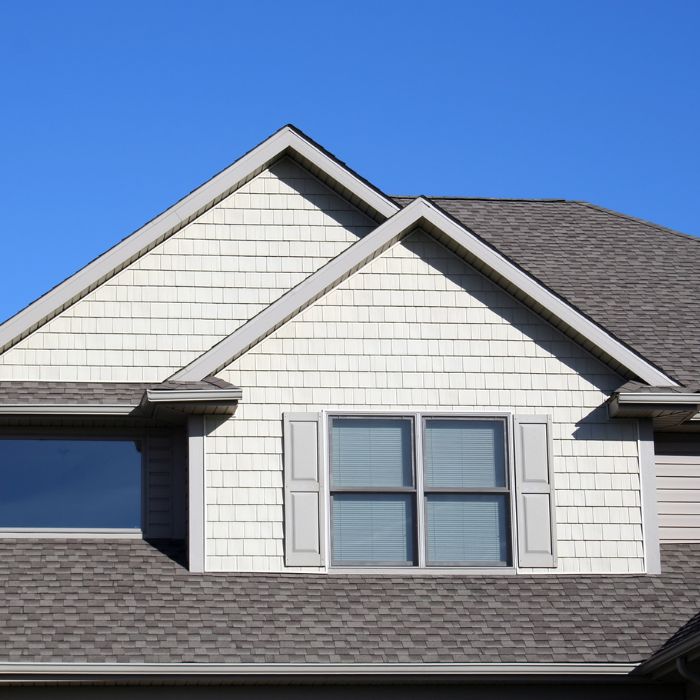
[0,125,399,356]
[171,198,678,388]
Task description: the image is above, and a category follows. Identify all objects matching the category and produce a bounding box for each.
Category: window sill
[0,528,143,539]
[328,566,516,576]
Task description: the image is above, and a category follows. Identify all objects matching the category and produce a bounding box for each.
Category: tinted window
[0,438,141,528]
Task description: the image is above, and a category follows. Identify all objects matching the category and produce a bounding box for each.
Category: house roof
[0,539,697,670]
[0,376,241,414]
[393,197,700,388]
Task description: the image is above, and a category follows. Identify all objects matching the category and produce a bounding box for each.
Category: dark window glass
[0,439,141,528]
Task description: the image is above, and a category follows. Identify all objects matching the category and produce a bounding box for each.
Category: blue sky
[0,1,698,322]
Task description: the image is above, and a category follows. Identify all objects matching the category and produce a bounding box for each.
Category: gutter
[616,393,700,405]
[0,662,637,681]
[0,404,136,415]
[146,388,243,403]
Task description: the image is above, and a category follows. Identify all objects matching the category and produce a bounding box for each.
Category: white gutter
[0,404,136,415]
[0,662,637,677]
[616,393,700,404]
[146,388,242,403]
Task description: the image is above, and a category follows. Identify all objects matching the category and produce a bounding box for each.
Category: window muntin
[329,416,416,566]
[329,415,511,568]
[0,438,142,529]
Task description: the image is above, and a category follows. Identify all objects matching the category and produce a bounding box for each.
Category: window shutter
[283,413,324,566]
[513,416,557,568]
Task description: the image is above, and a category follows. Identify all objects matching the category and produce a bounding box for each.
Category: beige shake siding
[211,231,643,574]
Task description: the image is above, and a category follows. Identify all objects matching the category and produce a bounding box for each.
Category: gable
[0,158,376,382]
[209,231,642,574]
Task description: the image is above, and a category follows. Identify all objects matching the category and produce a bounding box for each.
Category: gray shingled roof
[0,376,238,407]
[1,539,698,665]
[0,381,152,405]
[394,197,700,388]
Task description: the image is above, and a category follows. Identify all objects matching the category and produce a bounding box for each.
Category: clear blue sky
[0,1,698,323]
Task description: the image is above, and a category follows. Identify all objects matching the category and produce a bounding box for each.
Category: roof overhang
[0,383,242,418]
[170,198,678,387]
[609,392,700,427]
[0,125,399,356]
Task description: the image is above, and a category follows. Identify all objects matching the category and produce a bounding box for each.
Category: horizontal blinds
[424,419,505,488]
[331,417,413,488]
[331,494,415,565]
[426,494,509,565]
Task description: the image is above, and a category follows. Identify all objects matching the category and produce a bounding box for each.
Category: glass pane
[424,419,506,488]
[425,494,509,566]
[331,417,413,488]
[331,494,415,565]
[0,439,142,528]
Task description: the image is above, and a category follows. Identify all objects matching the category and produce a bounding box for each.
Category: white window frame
[323,411,518,574]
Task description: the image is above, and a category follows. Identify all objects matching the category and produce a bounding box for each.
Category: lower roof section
[0,540,698,668]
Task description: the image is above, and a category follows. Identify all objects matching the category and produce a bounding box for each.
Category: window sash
[329,415,417,566]
[328,413,512,569]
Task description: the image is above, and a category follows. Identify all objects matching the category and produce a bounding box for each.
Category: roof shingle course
[1,539,698,665]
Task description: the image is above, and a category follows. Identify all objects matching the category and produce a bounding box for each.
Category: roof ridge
[392,195,573,203]
[573,202,700,243]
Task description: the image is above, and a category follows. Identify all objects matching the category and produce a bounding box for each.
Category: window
[0,437,142,529]
[329,415,511,568]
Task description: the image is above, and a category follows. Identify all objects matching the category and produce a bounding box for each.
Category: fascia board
[0,126,398,355]
[0,662,637,678]
[172,198,678,387]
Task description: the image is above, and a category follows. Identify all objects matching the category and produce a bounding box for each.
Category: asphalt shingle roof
[1,539,698,665]
[0,376,238,406]
[394,197,700,388]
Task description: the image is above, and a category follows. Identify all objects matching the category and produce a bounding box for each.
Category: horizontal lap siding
[144,430,187,539]
[656,435,700,542]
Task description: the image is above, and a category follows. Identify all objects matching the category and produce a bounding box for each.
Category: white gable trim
[0,125,399,355]
[171,198,678,387]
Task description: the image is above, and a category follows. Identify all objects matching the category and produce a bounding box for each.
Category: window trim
[324,411,517,573]
[0,427,146,537]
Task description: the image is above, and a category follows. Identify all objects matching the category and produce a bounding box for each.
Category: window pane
[0,439,141,528]
[331,494,415,565]
[425,494,509,565]
[424,419,506,488]
[331,418,412,488]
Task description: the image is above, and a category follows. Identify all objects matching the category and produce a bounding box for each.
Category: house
[0,125,698,698]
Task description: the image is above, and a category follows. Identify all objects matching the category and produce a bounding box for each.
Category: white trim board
[0,662,637,678]
[171,198,677,387]
[0,125,399,355]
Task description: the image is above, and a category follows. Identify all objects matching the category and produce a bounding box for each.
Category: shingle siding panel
[0,158,375,382]
[210,231,642,574]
